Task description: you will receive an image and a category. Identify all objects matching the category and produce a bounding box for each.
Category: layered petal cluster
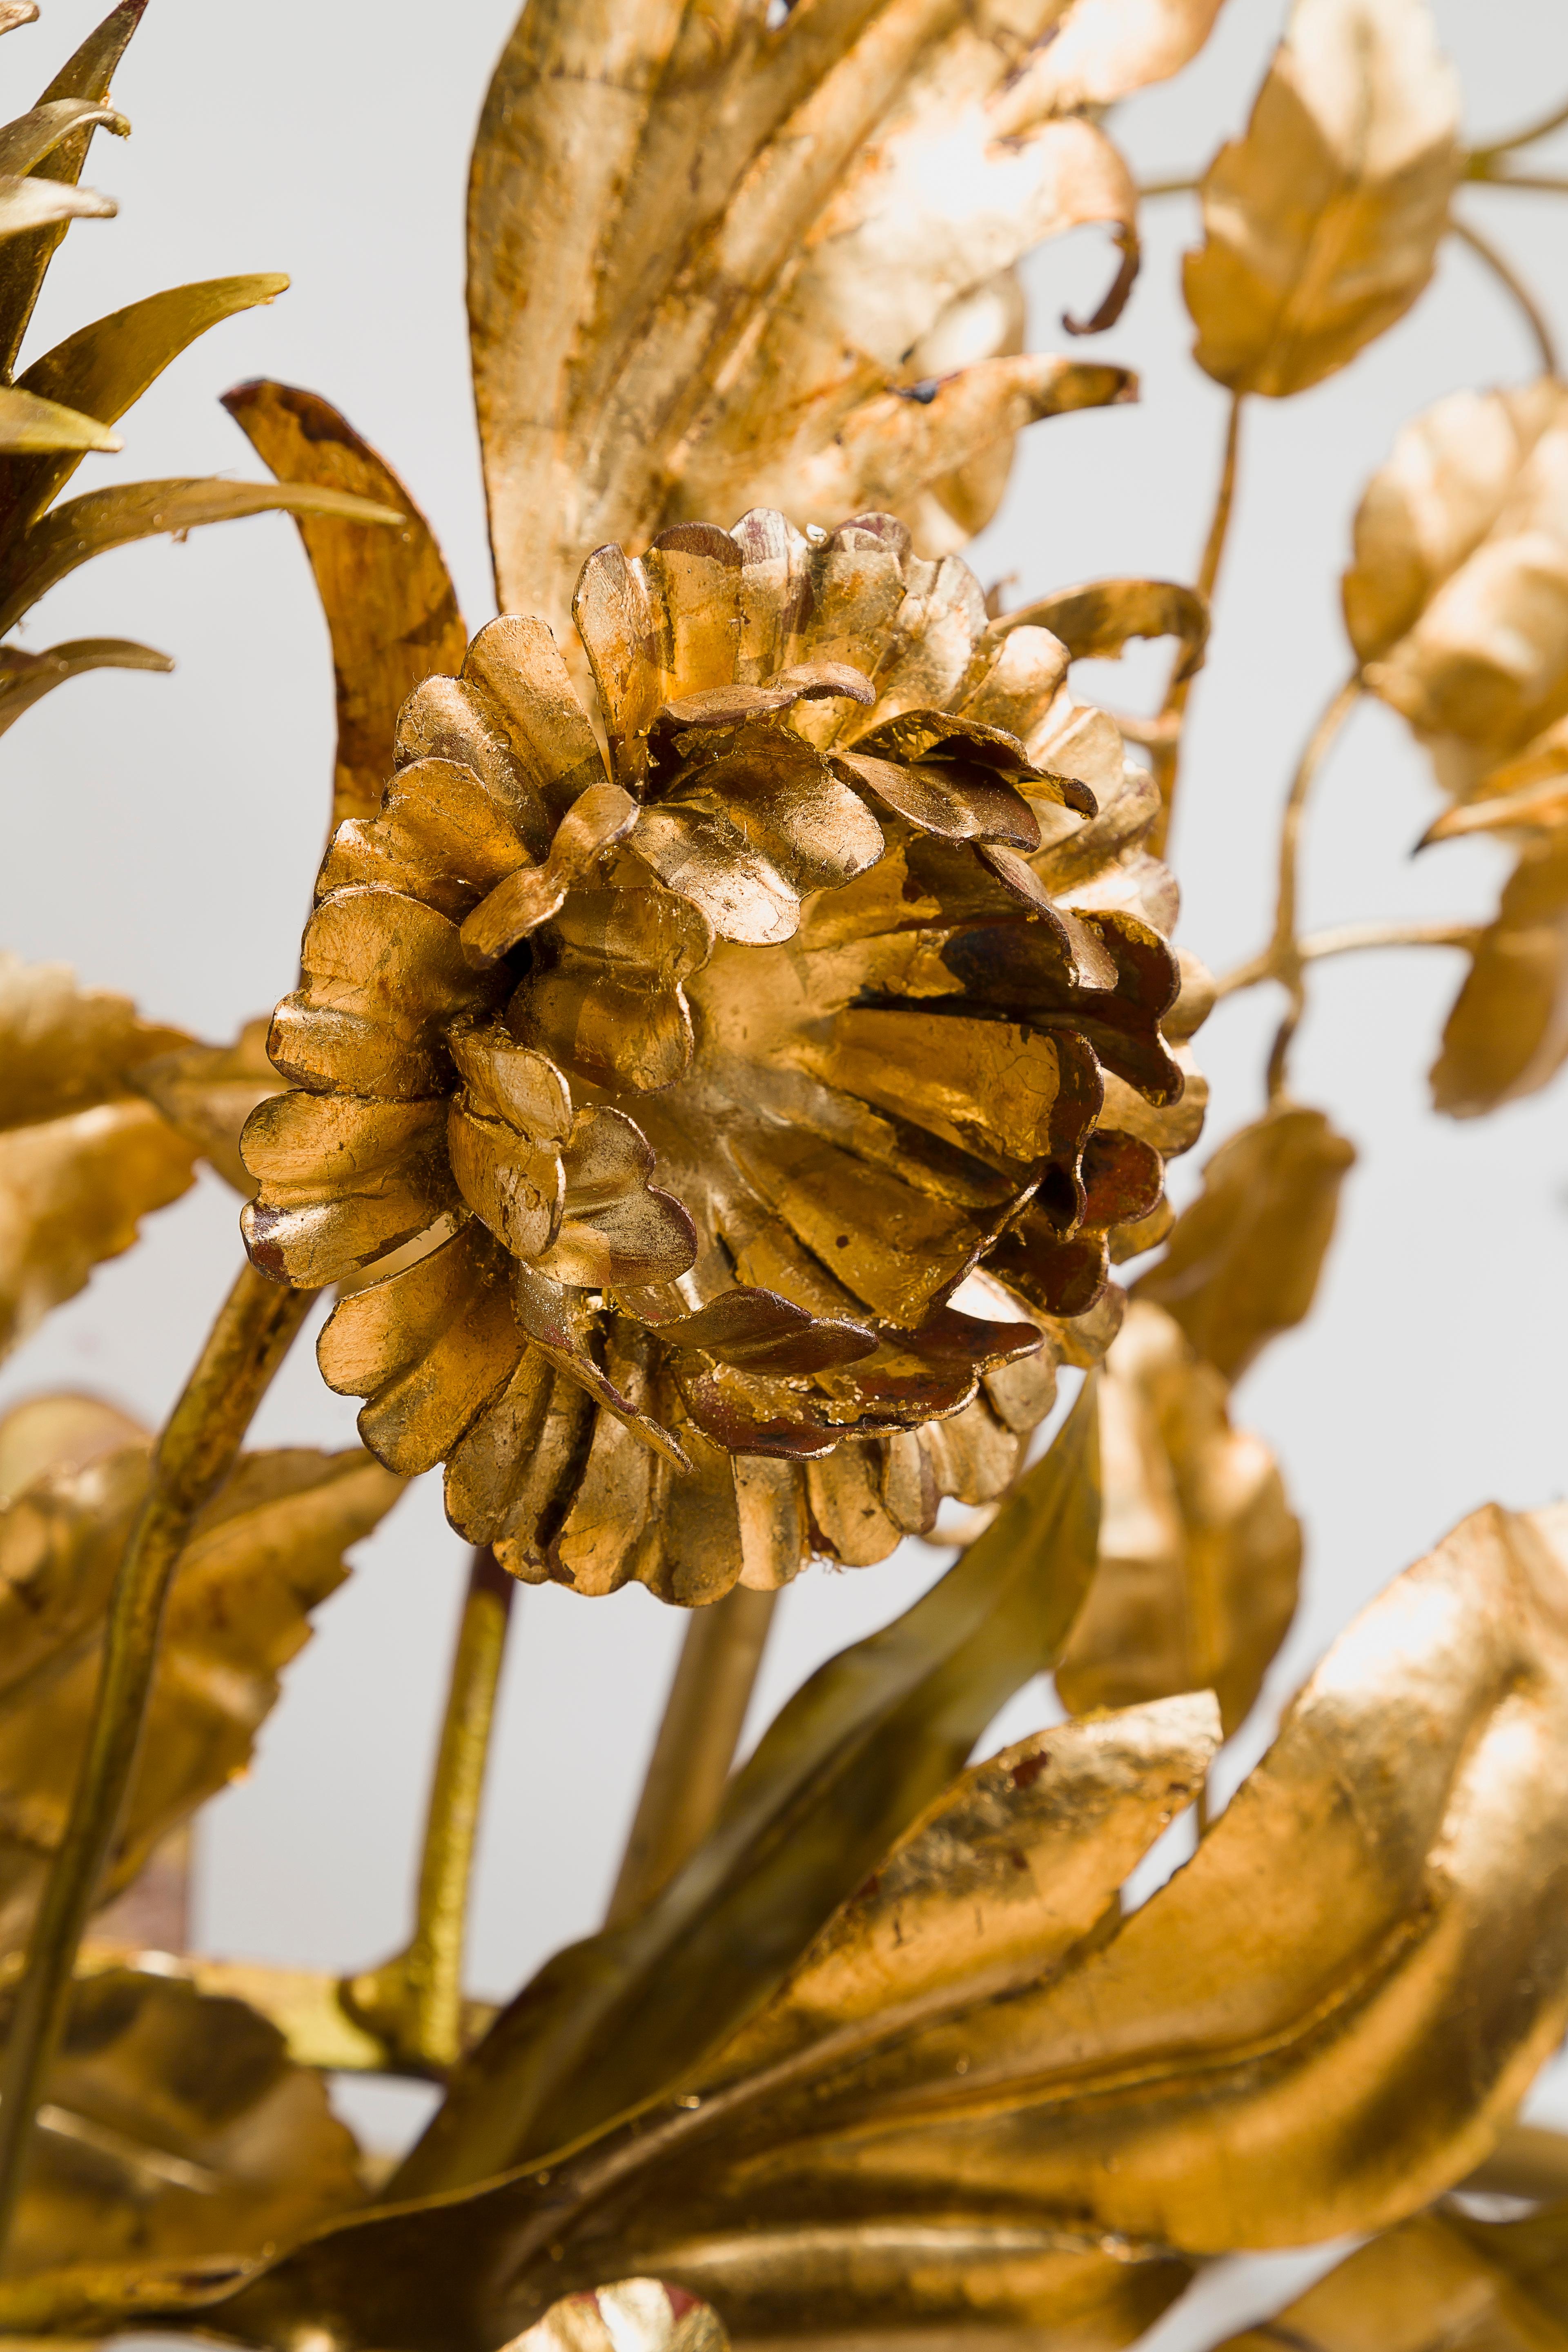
[242,512,1203,1603]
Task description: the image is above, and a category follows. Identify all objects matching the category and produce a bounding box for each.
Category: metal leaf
[466,2,1223,629]
[0,171,113,240]
[129,1016,284,1196]
[385,1380,1100,2197]
[222,381,468,830]
[1134,1103,1356,1381]
[993,576,1210,685]
[0,953,196,1361]
[0,380,119,454]
[0,0,146,376]
[0,274,290,537]
[0,475,403,638]
[0,1396,404,1956]
[1184,0,1461,397]
[1430,833,1568,1117]
[0,634,171,741]
[0,1965,362,2278]
[1213,2201,1568,2350]
[1057,1301,1300,1734]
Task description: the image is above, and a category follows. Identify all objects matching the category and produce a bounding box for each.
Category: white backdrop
[0,3,1565,2344]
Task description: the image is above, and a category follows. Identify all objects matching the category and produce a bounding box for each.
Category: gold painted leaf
[466,2,1221,630]
[0,0,145,376]
[1184,0,1460,397]
[0,953,196,1360]
[996,575,1209,683]
[0,474,403,637]
[1057,1301,1300,1733]
[0,272,290,535]
[222,381,468,830]
[0,1396,404,1956]
[1347,382,1568,764]
[0,1966,362,2279]
[386,1382,1100,2198]
[1215,2201,1568,2351]
[0,170,114,240]
[0,634,170,741]
[164,1500,1568,2349]
[130,1016,283,1196]
[1134,1103,1356,1381]
[0,379,118,452]
[1430,833,1568,1117]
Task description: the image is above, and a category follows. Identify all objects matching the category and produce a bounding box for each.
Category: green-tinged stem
[1152,391,1245,856]
[605,1583,780,1927]
[1448,214,1560,374]
[1466,92,1568,166]
[345,1548,514,2072]
[1216,915,1481,1002]
[0,1261,313,2255]
[1262,675,1364,1100]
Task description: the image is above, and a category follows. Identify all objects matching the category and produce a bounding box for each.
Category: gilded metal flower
[241,512,1200,1604]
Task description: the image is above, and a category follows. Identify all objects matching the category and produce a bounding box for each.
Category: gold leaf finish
[0,1395,404,1956]
[223,381,468,832]
[1057,1300,1300,1732]
[0,1966,361,2278]
[0,953,197,1359]
[1346,384,1568,1111]
[1185,0,1461,396]
[1134,1102,1355,1380]
[467,0,1217,628]
[510,2279,728,2352]
[129,1016,282,1196]
[1216,2201,1568,2351]
[245,517,1199,1604]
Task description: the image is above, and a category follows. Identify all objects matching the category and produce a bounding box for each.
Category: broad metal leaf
[1057,1301,1300,1733]
[1184,0,1460,397]
[0,1965,362,2279]
[0,954,196,1360]
[0,1395,404,1955]
[130,1016,283,1196]
[1134,1104,1356,1381]
[128,1498,1568,2350]
[387,1381,1100,2197]
[222,381,468,830]
[466,0,1227,629]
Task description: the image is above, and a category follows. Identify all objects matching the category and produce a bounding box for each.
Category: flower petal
[630,804,800,944]
[394,674,551,858]
[462,615,608,819]
[533,1107,697,1286]
[318,758,531,919]
[272,887,503,1098]
[318,1220,525,1476]
[461,782,640,964]
[446,1099,564,1260]
[513,1265,689,1467]
[240,1092,456,1286]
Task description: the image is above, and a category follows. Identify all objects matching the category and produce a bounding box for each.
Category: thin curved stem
[1138,175,1199,199]
[0,1261,313,2255]
[1216,916,1480,1002]
[343,1547,515,2074]
[1448,214,1559,375]
[1261,676,1363,1099]
[1467,92,1568,165]
[1152,392,1245,855]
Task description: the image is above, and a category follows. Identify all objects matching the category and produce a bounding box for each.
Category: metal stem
[344,1548,514,2071]
[1448,214,1560,375]
[604,1584,779,1927]
[0,1261,312,2253]
[1151,391,1245,856]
